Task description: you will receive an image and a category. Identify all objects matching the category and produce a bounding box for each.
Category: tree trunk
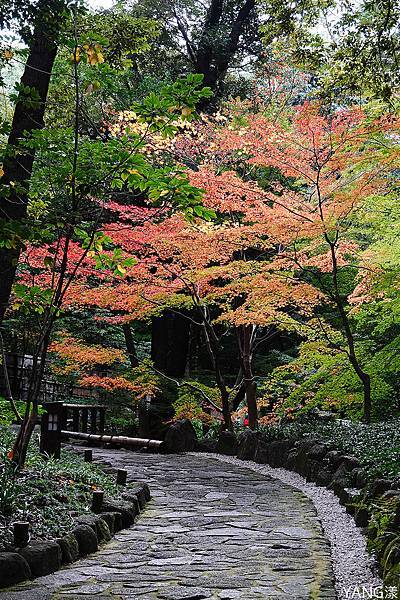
[328,239,372,423]
[122,323,139,368]
[237,325,257,429]
[0,5,59,324]
[151,311,190,377]
[193,0,255,104]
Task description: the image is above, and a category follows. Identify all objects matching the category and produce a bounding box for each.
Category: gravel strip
[198,453,382,599]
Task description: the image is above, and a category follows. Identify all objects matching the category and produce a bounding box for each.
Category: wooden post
[99,407,105,434]
[72,406,79,432]
[92,490,104,513]
[84,449,92,463]
[40,402,65,458]
[90,407,97,434]
[81,407,88,433]
[13,522,29,547]
[116,469,127,486]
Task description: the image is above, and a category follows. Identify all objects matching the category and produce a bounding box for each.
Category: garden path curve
[3,449,336,600]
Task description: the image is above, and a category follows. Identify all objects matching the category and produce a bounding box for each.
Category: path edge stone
[0,462,151,590]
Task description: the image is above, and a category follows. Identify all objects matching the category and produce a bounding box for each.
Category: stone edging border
[0,461,151,589]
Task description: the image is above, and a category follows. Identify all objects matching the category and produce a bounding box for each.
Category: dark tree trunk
[0,7,59,324]
[122,323,139,368]
[237,325,257,429]
[193,0,256,101]
[151,311,190,377]
[328,239,372,423]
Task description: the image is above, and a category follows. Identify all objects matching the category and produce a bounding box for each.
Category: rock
[101,499,136,528]
[195,438,218,453]
[77,515,112,543]
[19,541,61,577]
[126,484,148,510]
[371,478,393,497]
[100,512,116,535]
[141,482,151,502]
[254,438,269,464]
[122,492,140,514]
[57,533,79,564]
[291,439,320,475]
[163,419,198,453]
[72,524,98,556]
[315,467,334,487]
[285,449,298,470]
[0,552,31,588]
[215,431,238,456]
[76,515,98,534]
[354,506,370,528]
[236,430,259,461]
[96,518,112,543]
[307,443,328,460]
[323,450,344,470]
[329,456,360,493]
[268,440,294,468]
[351,468,367,489]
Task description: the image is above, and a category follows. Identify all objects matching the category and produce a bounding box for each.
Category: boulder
[0,552,31,588]
[307,443,328,460]
[125,485,148,510]
[329,456,360,490]
[195,438,218,453]
[285,449,299,470]
[291,439,320,474]
[72,524,98,556]
[57,533,79,564]
[215,431,238,456]
[351,468,367,489]
[315,467,334,487]
[141,483,151,502]
[96,518,112,543]
[101,499,136,528]
[236,430,259,461]
[100,512,116,535]
[254,438,270,464]
[323,450,345,470]
[163,419,198,453]
[19,541,61,577]
[268,440,294,468]
[76,516,112,543]
[354,506,370,528]
[371,478,393,497]
[122,492,141,513]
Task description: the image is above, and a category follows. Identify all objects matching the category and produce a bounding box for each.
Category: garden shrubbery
[257,417,400,480]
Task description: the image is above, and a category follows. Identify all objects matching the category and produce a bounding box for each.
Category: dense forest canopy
[0,0,399,464]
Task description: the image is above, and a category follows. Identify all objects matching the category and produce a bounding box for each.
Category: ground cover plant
[0,425,123,551]
[256,417,400,481]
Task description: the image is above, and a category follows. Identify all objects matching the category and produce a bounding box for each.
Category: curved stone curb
[0,480,150,589]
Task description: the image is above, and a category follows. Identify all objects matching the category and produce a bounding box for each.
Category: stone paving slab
[1,449,336,600]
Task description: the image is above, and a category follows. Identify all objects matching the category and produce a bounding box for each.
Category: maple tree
[60,96,400,429]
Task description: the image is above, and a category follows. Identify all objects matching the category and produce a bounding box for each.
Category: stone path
[2,449,336,600]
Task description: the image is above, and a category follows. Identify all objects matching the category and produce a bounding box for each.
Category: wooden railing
[63,403,106,435]
[40,401,163,457]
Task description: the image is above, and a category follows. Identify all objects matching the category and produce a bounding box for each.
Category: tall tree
[130,0,323,102]
[0,0,68,324]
